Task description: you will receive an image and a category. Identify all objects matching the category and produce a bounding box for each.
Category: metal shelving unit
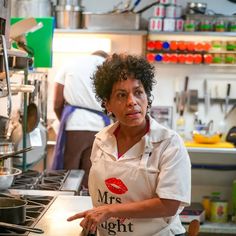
[1,37,47,171]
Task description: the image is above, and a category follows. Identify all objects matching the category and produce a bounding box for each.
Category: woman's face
[105,77,148,127]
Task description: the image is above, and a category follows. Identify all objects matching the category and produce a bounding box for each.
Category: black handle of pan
[0,146,33,159]
[0,222,44,234]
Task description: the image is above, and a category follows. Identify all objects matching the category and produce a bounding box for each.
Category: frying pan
[0,197,44,234]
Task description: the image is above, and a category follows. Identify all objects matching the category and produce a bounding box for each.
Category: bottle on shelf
[176,110,186,139]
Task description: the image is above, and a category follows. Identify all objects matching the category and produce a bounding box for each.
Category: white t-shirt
[89,116,191,235]
[55,55,107,131]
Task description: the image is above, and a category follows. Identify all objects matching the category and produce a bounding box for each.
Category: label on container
[176,19,184,31]
[163,18,176,31]
[160,0,170,5]
[149,17,163,31]
[153,5,165,18]
[166,5,182,18]
[210,200,228,223]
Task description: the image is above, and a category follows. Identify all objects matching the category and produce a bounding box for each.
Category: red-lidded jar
[185,54,194,64]
[170,41,178,51]
[170,54,178,63]
[178,41,187,51]
[194,54,202,64]
[155,41,163,50]
[162,54,171,63]
[147,41,156,51]
[187,42,195,51]
[146,53,155,62]
[178,54,186,64]
[204,54,213,64]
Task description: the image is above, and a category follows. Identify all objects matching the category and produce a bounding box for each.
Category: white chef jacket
[55,55,106,131]
[88,116,191,236]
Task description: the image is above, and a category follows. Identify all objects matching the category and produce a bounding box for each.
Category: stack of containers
[149,0,184,32]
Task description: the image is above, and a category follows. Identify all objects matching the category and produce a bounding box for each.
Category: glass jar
[226,41,236,51]
[225,53,235,64]
[214,20,226,32]
[200,20,213,32]
[184,19,195,32]
[229,21,236,32]
[212,53,224,64]
[211,40,223,51]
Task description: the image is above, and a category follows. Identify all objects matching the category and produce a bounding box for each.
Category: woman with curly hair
[68,53,191,236]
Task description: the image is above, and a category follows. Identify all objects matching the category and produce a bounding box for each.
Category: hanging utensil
[215,85,223,112]
[224,83,231,116]
[203,79,210,115]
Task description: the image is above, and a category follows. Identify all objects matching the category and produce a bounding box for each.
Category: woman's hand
[67,205,112,233]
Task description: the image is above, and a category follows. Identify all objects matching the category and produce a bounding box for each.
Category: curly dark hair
[92,53,156,113]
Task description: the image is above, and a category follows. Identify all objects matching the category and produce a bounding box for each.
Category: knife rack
[174,97,236,104]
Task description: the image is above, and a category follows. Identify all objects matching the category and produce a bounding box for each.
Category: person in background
[67,53,191,235]
[52,50,111,189]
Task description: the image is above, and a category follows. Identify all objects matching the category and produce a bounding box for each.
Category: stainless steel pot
[0,167,22,190]
[0,197,44,234]
[55,5,83,29]
[186,2,207,14]
[0,197,26,224]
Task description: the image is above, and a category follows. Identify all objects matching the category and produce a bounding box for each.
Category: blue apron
[51,104,110,170]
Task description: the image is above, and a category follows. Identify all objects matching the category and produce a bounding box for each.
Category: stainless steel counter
[28,195,236,235]
[29,196,92,236]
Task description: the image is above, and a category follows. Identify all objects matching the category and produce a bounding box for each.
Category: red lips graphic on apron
[105,177,128,194]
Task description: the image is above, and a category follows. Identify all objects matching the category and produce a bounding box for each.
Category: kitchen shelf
[148,31,236,37]
[55,28,148,35]
[185,221,236,235]
[187,147,236,154]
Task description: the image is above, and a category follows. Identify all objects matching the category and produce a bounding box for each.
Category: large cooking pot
[55,4,83,29]
[0,197,44,234]
[0,197,27,224]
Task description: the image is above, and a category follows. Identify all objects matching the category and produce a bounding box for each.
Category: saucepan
[0,197,44,234]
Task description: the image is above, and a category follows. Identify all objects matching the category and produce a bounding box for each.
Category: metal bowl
[0,167,22,190]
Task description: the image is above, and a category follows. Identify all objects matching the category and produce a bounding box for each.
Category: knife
[203,79,210,115]
[224,83,231,115]
[215,85,223,112]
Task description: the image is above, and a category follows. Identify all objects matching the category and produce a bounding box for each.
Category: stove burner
[0,193,54,236]
[11,170,69,191]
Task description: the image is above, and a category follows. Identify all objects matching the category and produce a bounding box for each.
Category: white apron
[88,144,179,236]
